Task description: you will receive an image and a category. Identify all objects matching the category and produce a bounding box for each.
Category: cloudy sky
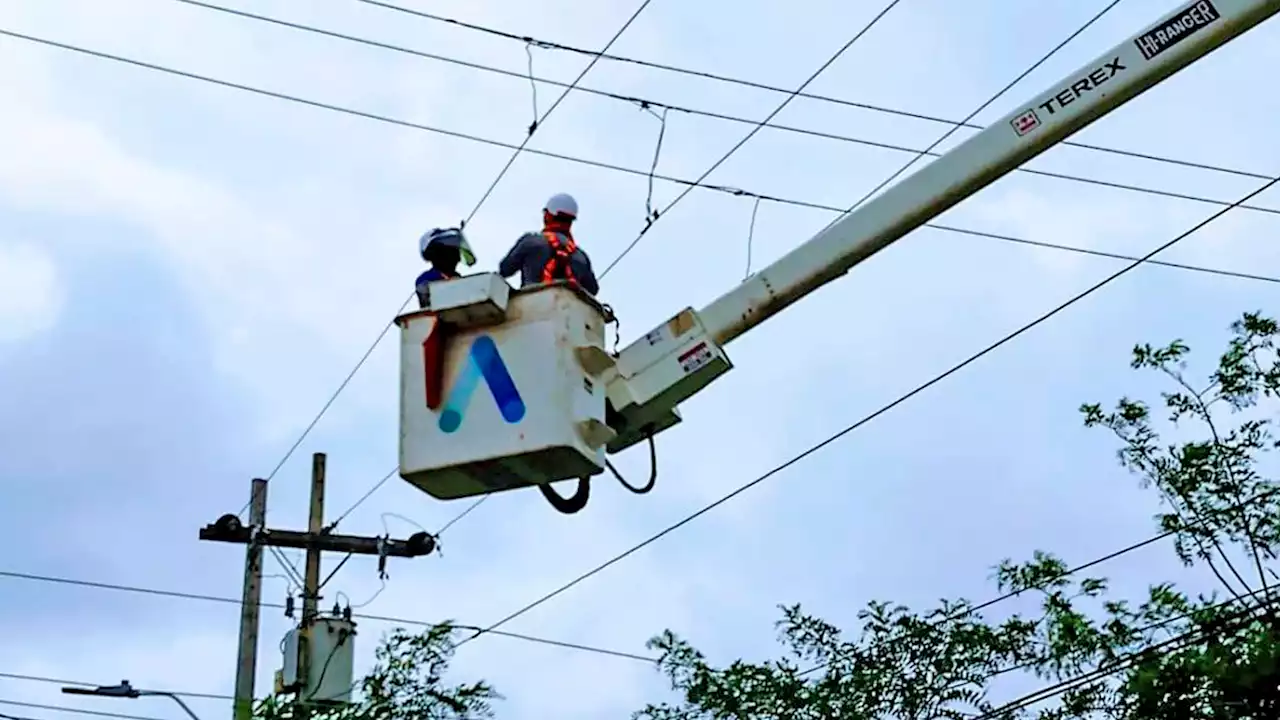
[3,0,1279,717]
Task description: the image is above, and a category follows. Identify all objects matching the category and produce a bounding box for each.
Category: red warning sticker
[1010,108,1041,136]
[678,342,713,374]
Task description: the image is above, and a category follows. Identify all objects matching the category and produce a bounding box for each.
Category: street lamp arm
[137,692,201,720]
[60,682,202,720]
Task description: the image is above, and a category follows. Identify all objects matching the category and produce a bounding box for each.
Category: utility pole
[200,453,436,719]
[233,478,267,720]
[296,454,326,720]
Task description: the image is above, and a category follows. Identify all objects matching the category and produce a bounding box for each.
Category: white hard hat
[544,192,578,218]
[420,227,475,266]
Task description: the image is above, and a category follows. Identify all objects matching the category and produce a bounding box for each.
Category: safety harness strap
[540,230,578,286]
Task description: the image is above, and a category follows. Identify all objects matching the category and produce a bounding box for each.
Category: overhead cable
[793,487,1279,677]
[454,168,1280,649]
[353,0,1272,181]
[310,0,654,531]
[7,21,1279,539]
[170,0,1272,186]
[460,0,654,224]
[252,0,655,496]
[456,0,1138,640]
[3,513,1276,713]
[820,0,1123,229]
[0,701,159,720]
[972,591,1279,719]
[0,569,656,664]
[0,675,228,703]
[321,0,909,524]
[2,29,1274,287]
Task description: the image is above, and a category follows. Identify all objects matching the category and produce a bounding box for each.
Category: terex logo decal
[438,335,526,433]
[1009,56,1125,136]
[1037,57,1126,117]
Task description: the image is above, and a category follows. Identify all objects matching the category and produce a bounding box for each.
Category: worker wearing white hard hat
[497,192,600,296]
[414,226,475,308]
[543,192,578,218]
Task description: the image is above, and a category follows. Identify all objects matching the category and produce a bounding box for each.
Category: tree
[256,622,500,720]
[634,312,1280,719]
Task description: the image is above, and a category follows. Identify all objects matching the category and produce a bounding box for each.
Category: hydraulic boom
[397,0,1278,512]
[603,0,1280,452]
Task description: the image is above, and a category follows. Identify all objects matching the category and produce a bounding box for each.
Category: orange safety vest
[540,230,579,286]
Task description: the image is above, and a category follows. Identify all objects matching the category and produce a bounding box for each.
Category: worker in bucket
[415,226,476,308]
[498,192,599,296]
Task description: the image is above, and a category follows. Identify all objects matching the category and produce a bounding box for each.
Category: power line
[434,496,488,535]
[166,0,1272,189]
[4,28,1274,289]
[818,0,1122,234]
[928,222,1280,284]
[0,24,803,203]
[323,0,907,530]
[0,569,656,665]
[0,676,228,703]
[256,0,653,494]
[356,0,1273,183]
[9,23,1279,542]
[453,167,1280,651]
[267,546,304,593]
[332,0,1139,532]
[7,600,1270,720]
[411,0,1182,542]
[0,701,160,720]
[596,0,1236,275]
[42,2,1268,283]
[294,216,1280,532]
[6,512,1272,710]
[258,320,388,485]
[314,0,653,532]
[601,0,899,277]
[460,0,652,225]
[284,0,903,531]
[12,8,1277,712]
[972,590,1279,719]
[793,486,1279,678]
[11,14,1280,498]
[971,581,1275,689]
[303,0,1280,524]
[449,0,928,641]
[6,491,1274,710]
[323,468,395,532]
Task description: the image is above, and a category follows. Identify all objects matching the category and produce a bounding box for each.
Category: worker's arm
[498,233,536,278]
[414,269,437,308]
[577,250,600,296]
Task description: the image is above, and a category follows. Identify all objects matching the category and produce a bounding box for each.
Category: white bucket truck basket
[396,273,617,503]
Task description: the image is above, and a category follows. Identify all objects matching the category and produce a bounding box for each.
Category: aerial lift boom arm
[605,0,1279,452]
[395,0,1278,510]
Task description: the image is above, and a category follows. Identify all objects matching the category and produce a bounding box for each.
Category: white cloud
[0,242,63,345]
[0,32,444,442]
[4,0,1280,718]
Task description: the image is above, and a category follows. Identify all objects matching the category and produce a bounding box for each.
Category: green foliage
[636,598,1041,719]
[254,622,499,720]
[361,625,498,719]
[1121,607,1280,718]
[635,312,1280,720]
[246,313,1280,719]
[1079,311,1280,582]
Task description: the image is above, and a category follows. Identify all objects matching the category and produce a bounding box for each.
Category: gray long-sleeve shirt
[497,231,600,296]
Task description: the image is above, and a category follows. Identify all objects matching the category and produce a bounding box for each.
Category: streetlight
[62,681,202,720]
